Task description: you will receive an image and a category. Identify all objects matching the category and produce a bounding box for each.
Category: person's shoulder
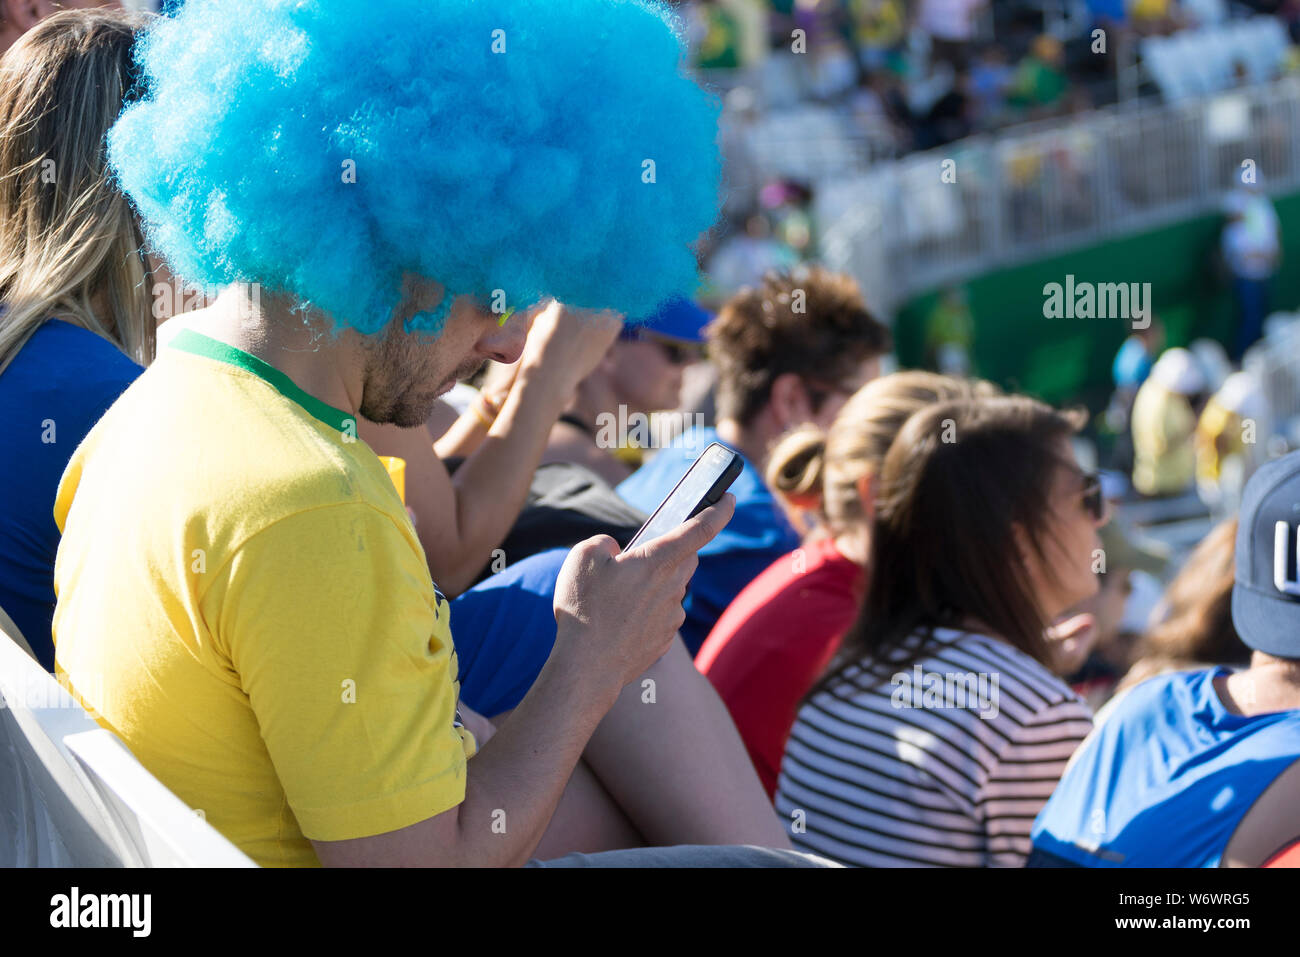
[77,350,402,539]
[15,319,142,382]
[712,549,807,625]
[1099,666,1216,731]
[4,321,142,434]
[952,630,1084,705]
[707,546,857,645]
[750,540,856,597]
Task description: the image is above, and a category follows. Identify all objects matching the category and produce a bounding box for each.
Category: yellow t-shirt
[1130,380,1196,496]
[1196,397,1240,485]
[52,329,475,867]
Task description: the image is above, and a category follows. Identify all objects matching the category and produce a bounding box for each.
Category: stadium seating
[1144,18,1290,102]
[0,610,255,867]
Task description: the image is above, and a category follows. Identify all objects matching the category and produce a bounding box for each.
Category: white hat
[1151,347,1206,396]
[1215,370,1269,422]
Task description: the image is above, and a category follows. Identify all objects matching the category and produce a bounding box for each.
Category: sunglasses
[1078,471,1106,523]
[620,328,696,365]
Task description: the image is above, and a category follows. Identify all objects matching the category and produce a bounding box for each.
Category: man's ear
[768,372,813,430]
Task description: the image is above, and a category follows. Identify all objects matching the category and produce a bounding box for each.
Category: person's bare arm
[310,496,735,867]
[426,399,463,444]
[432,405,490,460]
[1221,756,1300,867]
[431,359,518,456]
[361,303,622,596]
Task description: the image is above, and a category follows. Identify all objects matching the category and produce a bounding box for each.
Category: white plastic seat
[0,613,255,867]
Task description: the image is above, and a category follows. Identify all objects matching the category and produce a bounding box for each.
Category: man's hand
[517,300,624,400]
[553,494,735,691]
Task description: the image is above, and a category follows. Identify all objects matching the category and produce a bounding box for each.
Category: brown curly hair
[707,266,892,428]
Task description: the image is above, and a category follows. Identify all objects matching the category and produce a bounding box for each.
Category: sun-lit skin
[1022,436,1108,624]
[607,337,686,415]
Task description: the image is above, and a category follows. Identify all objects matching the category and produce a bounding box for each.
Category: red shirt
[696,537,865,799]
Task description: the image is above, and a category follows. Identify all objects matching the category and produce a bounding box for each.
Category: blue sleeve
[0,322,141,671]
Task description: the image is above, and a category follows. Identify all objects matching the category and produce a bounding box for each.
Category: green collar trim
[169,329,356,436]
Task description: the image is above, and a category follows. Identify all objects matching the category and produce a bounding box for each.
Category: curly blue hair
[109,0,721,335]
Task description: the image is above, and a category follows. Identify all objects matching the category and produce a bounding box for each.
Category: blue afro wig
[108,0,721,335]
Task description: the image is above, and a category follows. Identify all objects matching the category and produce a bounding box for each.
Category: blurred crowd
[689,0,1300,305]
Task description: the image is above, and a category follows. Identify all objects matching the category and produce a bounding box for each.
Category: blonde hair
[0,8,153,376]
[766,371,997,534]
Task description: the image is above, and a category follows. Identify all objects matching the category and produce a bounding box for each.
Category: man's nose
[480,311,527,365]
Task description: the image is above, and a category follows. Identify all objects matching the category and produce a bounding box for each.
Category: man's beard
[359,339,486,428]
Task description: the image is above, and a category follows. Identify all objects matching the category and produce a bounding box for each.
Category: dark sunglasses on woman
[620,327,696,365]
[1079,471,1106,523]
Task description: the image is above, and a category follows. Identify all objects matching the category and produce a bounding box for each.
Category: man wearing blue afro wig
[54,0,823,868]
[109,0,722,337]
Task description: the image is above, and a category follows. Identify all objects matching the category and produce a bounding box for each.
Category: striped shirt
[774,627,1093,867]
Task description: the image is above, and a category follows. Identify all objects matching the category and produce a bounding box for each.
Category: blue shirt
[1030,668,1300,867]
[1086,0,1126,22]
[1112,336,1152,391]
[617,426,799,655]
[0,320,142,669]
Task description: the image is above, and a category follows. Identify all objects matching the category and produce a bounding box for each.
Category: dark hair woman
[774,395,1104,867]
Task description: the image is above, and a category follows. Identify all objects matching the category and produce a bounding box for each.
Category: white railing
[796,74,1300,315]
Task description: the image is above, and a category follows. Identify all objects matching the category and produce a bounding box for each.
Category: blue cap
[624,296,713,344]
[1232,450,1300,658]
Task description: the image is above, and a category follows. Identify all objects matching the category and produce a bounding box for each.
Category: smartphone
[624,442,743,550]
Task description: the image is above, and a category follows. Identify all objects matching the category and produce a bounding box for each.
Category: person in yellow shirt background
[1131,347,1208,497]
[1196,370,1272,521]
